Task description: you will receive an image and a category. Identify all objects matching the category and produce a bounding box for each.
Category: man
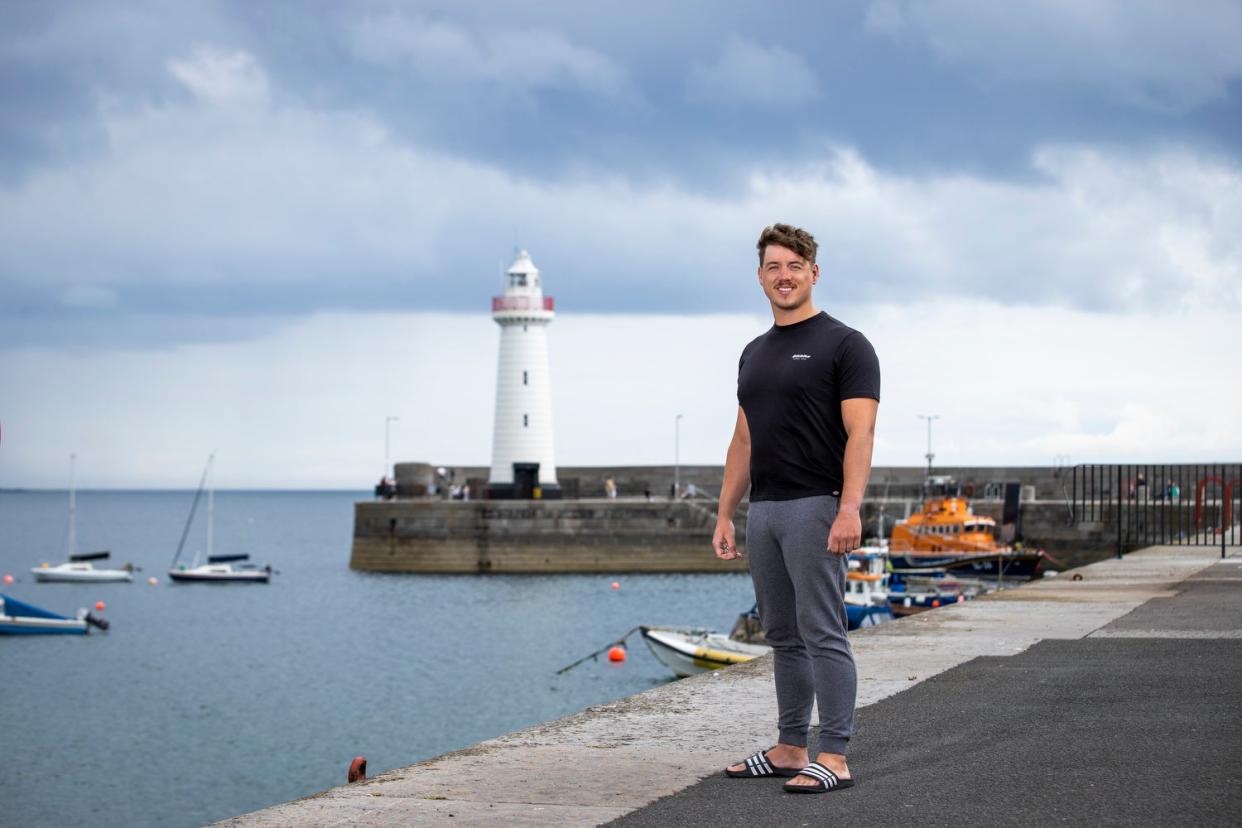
[716,223,880,794]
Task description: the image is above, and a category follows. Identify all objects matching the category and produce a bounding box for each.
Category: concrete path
[217,546,1240,827]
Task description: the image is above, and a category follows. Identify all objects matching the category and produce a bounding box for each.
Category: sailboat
[168,454,272,584]
[32,454,135,583]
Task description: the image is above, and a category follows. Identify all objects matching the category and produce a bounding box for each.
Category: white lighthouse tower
[488,250,561,499]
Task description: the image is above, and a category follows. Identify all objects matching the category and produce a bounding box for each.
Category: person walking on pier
[716,223,880,794]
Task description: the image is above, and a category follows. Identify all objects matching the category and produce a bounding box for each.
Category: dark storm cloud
[0,0,1239,346]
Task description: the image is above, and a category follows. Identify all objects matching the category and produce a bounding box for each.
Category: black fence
[1070,464,1241,558]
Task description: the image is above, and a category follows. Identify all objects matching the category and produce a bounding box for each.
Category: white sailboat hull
[168,564,269,583]
[32,564,133,583]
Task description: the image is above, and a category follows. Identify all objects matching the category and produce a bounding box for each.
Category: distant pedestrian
[605,478,618,500]
[462,483,471,501]
[717,223,879,794]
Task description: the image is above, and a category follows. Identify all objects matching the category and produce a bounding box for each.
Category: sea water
[0,490,755,828]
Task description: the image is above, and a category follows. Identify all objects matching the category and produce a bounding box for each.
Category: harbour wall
[395,463,1073,502]
[349,492,1134,573]
[350,499,749,573]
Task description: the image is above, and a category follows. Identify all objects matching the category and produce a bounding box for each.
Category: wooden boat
[1,593,109,635]
[168,455,273,584]
[33,552,134,583]
[889,478,1044,579]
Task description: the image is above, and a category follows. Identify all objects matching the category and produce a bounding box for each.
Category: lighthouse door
[513,463,540,500]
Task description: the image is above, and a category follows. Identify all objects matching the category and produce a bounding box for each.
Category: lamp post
[674,413,684,499]
[918,414,940,478]
[384,416,400,481]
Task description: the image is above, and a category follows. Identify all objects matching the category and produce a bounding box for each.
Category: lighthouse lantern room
[487,250,561,499]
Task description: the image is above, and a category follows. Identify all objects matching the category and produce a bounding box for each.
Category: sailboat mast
[207,453,214,561]
[170,457,210,569]
[67,453,77,559]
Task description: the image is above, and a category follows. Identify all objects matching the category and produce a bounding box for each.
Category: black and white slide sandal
[724,750,802,778]
[782,761,856,793]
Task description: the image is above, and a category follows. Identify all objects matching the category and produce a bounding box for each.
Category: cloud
[865,0,1242,111]
[1,303,1237,488]
[345,12,633,100]
[686,36,821,105]
[168,48,270,107]
[0,43,1239,349]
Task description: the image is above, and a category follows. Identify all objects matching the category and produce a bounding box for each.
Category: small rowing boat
[639,626,771,678]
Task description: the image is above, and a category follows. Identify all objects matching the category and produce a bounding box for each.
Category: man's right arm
[713,406,751,560]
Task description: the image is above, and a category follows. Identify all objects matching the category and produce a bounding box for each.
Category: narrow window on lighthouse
[523,370,528,386]
[523,414,529,427]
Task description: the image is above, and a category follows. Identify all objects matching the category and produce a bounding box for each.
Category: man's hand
[827,506,862,555]
[713,519,743,560]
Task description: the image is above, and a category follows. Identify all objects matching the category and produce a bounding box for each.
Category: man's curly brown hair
[756,223,817,265]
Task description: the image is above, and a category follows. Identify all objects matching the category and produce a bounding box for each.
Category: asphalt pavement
[609,559,1242,827]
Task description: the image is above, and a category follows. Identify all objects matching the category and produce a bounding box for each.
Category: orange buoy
[610,581,620,590]
[931,599,940,608]
[607,645,626,663]
[95,600,106,611]
[148,576,158,585]
[2,574,13,585]
[348,756,367,783]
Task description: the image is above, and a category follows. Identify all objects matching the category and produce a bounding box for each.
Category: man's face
[758,244,818,311]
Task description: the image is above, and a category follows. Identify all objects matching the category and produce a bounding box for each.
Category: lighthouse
[487,250,561,499]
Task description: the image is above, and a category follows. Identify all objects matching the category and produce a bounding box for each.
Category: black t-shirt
[737,311,880,501]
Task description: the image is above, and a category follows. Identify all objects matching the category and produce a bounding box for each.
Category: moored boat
[168,455,274,584]
[889,477,1044,579]
[33,551,134,583]
[845,550,896,628]
[639,626,771,678]
[169,556,271,583]
[1,593,109,635]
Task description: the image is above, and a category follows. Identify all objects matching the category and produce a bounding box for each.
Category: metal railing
[492,296,554,312]
[1069,463,1241,558]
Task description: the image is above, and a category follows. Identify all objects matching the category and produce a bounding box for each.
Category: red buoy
[931,599,940,608]
[95,600,106,611]
[348,756,367,783]
[607,645,626,663]
[610,581,620,590]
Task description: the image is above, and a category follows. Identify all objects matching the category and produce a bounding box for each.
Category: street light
[918,414,940,478]
[674,413,684,499]
[384,416,400,481]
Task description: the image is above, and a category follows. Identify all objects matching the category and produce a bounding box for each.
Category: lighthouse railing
[492,296,554,312]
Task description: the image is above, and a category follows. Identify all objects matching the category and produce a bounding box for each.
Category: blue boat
[0,593,109,635]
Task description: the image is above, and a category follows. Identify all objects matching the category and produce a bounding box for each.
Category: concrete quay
[218,545,1241,827]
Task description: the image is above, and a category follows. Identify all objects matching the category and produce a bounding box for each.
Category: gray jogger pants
[747,495,856,756]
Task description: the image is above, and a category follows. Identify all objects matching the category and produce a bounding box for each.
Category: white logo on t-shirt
[792,354,811,360]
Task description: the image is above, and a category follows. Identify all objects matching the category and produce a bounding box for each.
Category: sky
[1,0,1239,488]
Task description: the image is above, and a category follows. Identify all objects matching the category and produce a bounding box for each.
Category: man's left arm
[827,398,879,555]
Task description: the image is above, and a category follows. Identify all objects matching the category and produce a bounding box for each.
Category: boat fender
[348,756,367,783]
[85,613,110,631]
[1072,573,1084,581]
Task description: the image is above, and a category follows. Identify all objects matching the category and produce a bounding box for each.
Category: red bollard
[348,756,367,783]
